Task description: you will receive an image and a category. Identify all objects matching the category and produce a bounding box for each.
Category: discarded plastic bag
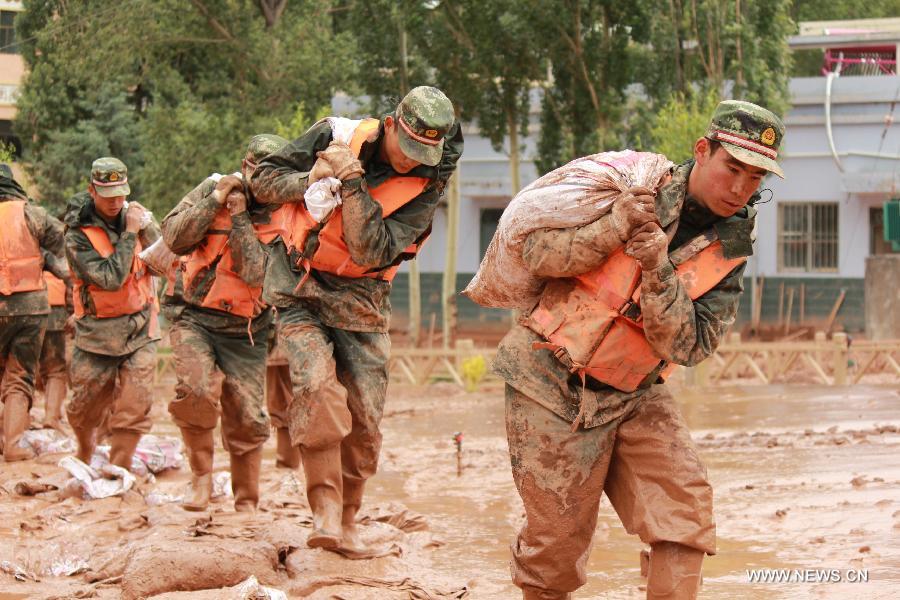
[234,575,287,600]
[18,428,76,455]
[59,455,135,499]
[464,150,673,309]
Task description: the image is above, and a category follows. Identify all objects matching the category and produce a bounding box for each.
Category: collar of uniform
[655,161,692,228]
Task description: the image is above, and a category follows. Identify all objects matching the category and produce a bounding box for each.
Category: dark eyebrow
[727,155,768,177]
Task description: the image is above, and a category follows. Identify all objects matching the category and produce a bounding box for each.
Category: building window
[870,206,900,255]
[778,203,838,272]
[0,11,17,55]
[479,208,505,259]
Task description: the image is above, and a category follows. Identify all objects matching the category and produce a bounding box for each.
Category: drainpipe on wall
[825,71,845,173]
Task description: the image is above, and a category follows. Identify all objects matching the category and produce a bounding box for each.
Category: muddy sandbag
[148,575,287,600]
[138,236,179,278]
[463,150,673,310]
[119,540,280,600]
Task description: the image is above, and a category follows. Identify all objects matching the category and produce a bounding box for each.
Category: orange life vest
[525,231,746,394]
[277,118,430,281]
[73,227,156,322]
[44,271,66,307]
[180,206,286,318]
[0,200,44,296]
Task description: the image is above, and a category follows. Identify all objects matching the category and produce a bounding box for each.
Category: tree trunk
[734,0,745,97]
[441,170,460,348]
[507,106,521,196]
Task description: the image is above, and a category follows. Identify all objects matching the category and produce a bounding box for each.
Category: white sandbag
[463,150,673,309]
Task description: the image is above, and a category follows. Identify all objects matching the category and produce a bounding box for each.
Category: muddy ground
[1,378,899,599]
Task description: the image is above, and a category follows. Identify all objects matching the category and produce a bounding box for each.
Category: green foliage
[15,0,356,215]
[645,89,722,163]
[0,141,16,164]
[15,0,799,201]
[275,103,333,141]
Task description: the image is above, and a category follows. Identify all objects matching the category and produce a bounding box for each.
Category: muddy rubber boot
[72,425,95,464]
[340,479,368,554]
[275,427,300,469]
[302,445,343,549]
[42,378,67,432]
[181,428,214,512]
[521,585,572,600]
[2,396,33,462]
[231,446,263,513]
[109,430,142,471]
[646,542,704,600]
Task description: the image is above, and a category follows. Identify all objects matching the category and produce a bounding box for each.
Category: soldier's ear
[384,115,395,131]
[694,137,710,164]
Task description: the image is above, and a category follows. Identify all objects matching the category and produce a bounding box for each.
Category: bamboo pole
[825,289,846,334]
[777,282,785,328]
[799,283,805,325]
[751,275,764,333]
[784,287,794,335]
[408,259,421,347]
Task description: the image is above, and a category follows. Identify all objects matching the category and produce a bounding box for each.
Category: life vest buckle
[619,300,642,322]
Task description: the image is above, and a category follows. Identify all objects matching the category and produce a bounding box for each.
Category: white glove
[304,177,342,223]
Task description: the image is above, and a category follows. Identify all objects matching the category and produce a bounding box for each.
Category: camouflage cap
[395,86,455,167]
[91,157,130,197]
[245,133,289,163]
[706,100,786,178]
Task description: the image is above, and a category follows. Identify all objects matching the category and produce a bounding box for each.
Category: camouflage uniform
[162,174,275,455]
[162,134,289,511]
[251,86,463,546]
[493,102,784,598]
[64,159,161,467]
[0,166,65,460]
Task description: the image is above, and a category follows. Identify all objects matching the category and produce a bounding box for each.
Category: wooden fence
[155,334,900,389]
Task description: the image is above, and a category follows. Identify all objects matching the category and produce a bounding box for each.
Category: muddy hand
[611,186,658,241]
[214,174,243,205]
[625,221,668,271]
[124,202,145,233]
[308,157,336,186]
[225,190,247,216]
[316,142,364,181]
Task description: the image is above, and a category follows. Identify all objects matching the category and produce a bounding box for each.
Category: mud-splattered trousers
[67,343,156,434]
[493,161,755,594]
[504,381,714,593]
[266,325,291,431]
[277,306,390,502]
[38,306,68,390]
[0,316,47,412]
[167,316,270,455]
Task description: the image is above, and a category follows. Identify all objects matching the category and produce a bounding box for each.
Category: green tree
[16,0,356,214]
[644,89,721,163]
[530,0,648,173]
